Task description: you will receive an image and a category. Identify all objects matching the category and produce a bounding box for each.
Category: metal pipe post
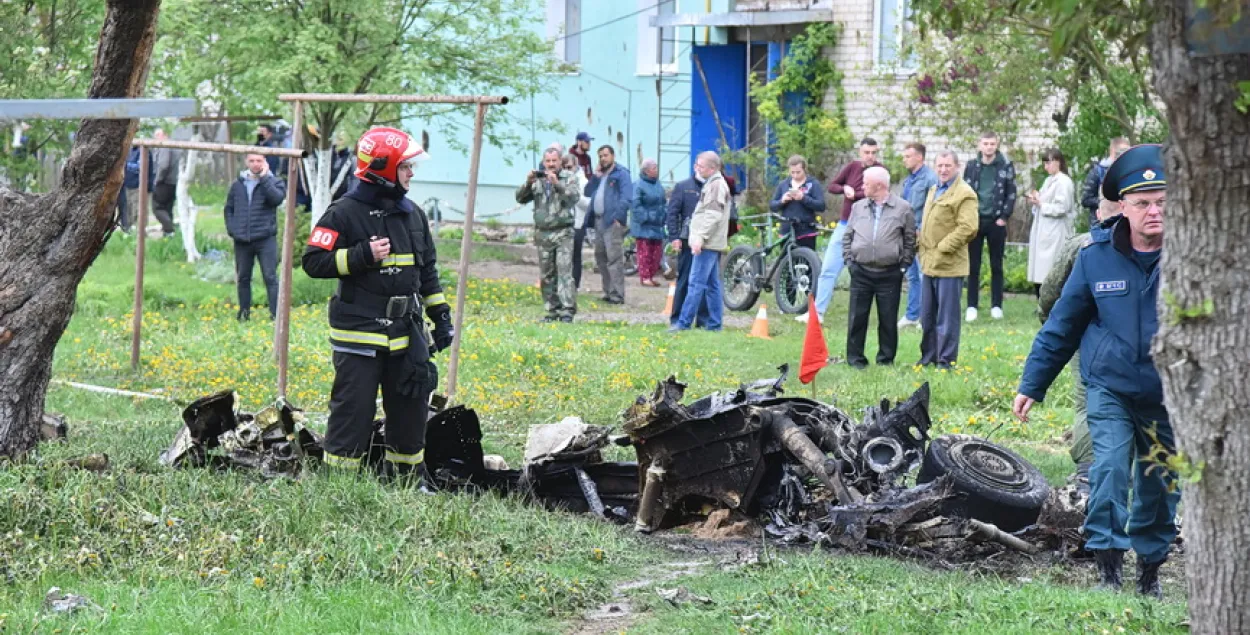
[275,101,304,398]
[444,102,490,402]
[130,146,150,371]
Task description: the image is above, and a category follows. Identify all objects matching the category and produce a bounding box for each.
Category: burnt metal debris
[161,367,1083,561]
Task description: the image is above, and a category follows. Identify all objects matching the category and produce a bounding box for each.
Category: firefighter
[302,127,453,486]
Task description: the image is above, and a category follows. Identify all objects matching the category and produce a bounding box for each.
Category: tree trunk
[176,132,202,263]
[0,0,162,457]
[305,147,351,229]
[1150,1,1250,630]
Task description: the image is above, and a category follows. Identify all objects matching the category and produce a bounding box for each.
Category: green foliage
[0,0,106,186]
[724,24,852,187]
[909,0,1158,148]
[153,0,558,156]
[1236,81,1250,114]
[1057,65,1167,174]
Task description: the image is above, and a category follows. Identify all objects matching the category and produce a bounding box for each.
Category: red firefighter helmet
[354,127,429,187]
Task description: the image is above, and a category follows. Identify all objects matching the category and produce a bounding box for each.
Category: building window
[547,0,582,65]
[636,0,677,75]
[874,0,916,70]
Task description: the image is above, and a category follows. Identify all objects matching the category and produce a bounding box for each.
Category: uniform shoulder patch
[308,226,339,250]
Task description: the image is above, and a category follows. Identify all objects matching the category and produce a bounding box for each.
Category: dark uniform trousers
[325,349,434,475]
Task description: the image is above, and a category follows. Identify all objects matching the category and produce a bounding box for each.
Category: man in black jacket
[225,154,287,321]
[962,131,1017,322]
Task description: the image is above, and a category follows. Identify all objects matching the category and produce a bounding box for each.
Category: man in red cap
[302,127,452,488]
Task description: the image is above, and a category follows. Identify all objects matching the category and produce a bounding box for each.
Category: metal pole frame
[127,138,307,372]
[272,93,508,403]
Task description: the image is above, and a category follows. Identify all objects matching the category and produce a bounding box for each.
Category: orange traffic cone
[748,304,772,339]
[660,282,676,316]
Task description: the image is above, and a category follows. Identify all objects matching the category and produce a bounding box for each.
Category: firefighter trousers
[323,350,433,474]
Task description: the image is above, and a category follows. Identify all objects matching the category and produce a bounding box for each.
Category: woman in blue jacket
[631,159,668,286]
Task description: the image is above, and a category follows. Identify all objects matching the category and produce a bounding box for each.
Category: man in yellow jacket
[917,150,979,369]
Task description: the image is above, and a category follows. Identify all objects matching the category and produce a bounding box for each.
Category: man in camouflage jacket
[517,148,581,322]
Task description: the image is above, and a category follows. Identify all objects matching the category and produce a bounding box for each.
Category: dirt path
[466,252,755,328]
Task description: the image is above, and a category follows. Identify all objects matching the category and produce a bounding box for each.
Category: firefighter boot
[1094,549,1124,591]
[1136,557,1164,600]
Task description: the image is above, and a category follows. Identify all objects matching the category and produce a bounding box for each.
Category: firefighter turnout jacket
[302,182,448,361]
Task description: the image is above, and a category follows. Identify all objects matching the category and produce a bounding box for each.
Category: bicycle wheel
[623,246,638,277]
[774,246,822,314]
[721,244,763,312]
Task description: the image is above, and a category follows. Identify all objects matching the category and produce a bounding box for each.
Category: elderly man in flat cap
[1012,144,1174,600]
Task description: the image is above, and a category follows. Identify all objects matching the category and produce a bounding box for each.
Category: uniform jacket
[843,194,916,271]
[963,152,1017,220]
[1019,217,1163,405]
[917,179,979,277]
[630,175,668,240]
[769,176,826,239]
[224,172,287,243]
[665,176,703,241]
[689,172,732,252]
[1026,172,1076,284]
[584,164,633,229]
[516,169,579,231]
[302,182,447,361]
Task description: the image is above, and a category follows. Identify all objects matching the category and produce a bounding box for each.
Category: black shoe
[605,298,625,305]
[600,296,612,302]
[847,361,868,371]
[237,308,251,322]
[1136,557,1164,600]
[541,315,558,323]
[1094,549,1125,591]
[559,315,574,323]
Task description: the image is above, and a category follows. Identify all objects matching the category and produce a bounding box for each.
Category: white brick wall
[823,0,1061,172]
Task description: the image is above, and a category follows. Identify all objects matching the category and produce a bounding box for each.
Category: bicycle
[721,213,823,315]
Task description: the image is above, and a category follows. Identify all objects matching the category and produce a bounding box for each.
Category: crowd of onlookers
[524,130,1130,372]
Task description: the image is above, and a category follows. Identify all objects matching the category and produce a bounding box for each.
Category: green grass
[0,237,1189,632]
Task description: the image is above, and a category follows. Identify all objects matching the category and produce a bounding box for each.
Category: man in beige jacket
[917,150,979,369]
[670,151,731,333]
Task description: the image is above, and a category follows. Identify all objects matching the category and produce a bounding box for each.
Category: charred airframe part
[181,390,238,447]
[41,414,69,442]
[763,411,858,505]
[161,394,316,477]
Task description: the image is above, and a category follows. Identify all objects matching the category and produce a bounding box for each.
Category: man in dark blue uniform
[302,127,453,487]
[1012,145,1174,599]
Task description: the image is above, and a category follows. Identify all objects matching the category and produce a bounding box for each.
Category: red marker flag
[799,294,828,384]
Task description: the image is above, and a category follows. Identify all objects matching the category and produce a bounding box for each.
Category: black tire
[916,434,1051,532]
[773,246,822,315]
[721,244,763,312]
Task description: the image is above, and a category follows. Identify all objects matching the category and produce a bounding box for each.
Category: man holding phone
[517,148,580,322]
[224,153,287,321]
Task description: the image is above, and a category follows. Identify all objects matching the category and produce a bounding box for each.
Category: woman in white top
[1026,148,1076,294]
